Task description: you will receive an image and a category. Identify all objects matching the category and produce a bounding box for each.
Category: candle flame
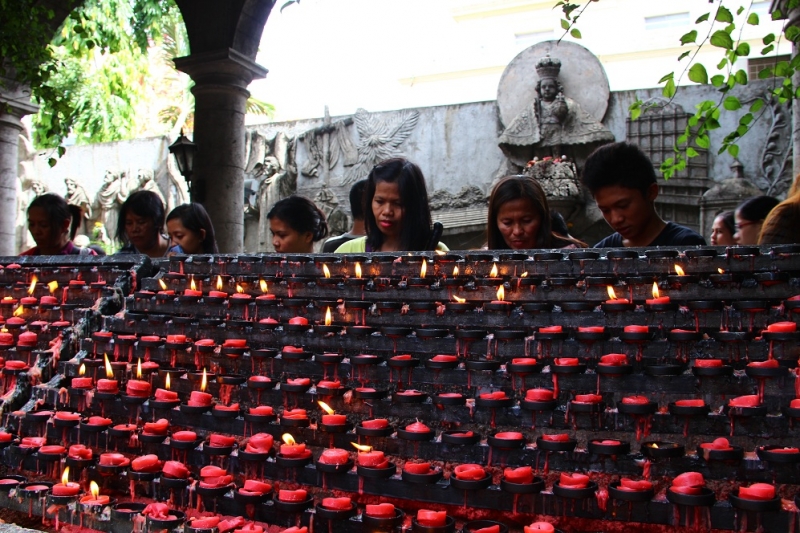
[90,480,99,499]
[521,272,528,277]
[79,363,86,376]
[323,264,331,278]
[12,305,23,317]
[355,262,362,279]
[28,276,37,296]
[650,442,659,449]
[652,282,660,299]
[718,268,725,274]
[606,286,618,300]
[236,284,244,294]
[48,281,58,294]
[496,285,505,301]
[489,263,498,278]
[325,307,332,326]
[351,442,372,453]
[435,249,445,255]
[136,358,142,379]
[318,400,335,415]
[420,261,427,278]
[216,275,223,290]
[165,373,171,390]
[674,264,685,276]
[453,265,459,276]
[200,368,207,392]
[158,278,168,291]
[61,466,70,485]
[452,294,466,304]
[190,276,197,291]
[282,433,296,446]
[104,354,113,379]
[259,279,268,293]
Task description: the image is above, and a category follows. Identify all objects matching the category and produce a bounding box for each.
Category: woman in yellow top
[336,158,448,253]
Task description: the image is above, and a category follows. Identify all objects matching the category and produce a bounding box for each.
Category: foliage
[557,0,800,179]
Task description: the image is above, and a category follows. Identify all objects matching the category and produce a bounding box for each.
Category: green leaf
[761,44,775,56]
[686,147,699,158]
[715,6,733,23]
[772,8,783,20]
[678,50,691,61]
[776,61,790,77]
[659,72,675,83]
[736,6,744,15]
[711,74,725,87]
[736,42,750,56]
[727,144,740,157]
[734,69,748,84]
[763,33,775,45]
[717,57,728,69]
[570,28,581,39]
[663,78,676,98]
[747,13,759,25]
[57,145,66,157]
[560,18,570,30]
[48,158,57,167]
[723,96,741,110]
[787,25,800,42]
[696,12,710,23]
[680,30,698,45]
[710,30,734,49]
[739,113,754,126]
[750,99,764,112]
[688,63,708,84]
[696,135,711,149]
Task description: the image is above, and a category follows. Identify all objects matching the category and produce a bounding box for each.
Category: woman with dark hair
[710,210,736,246]
[760,175,800,244]
[267,195,329,253]
[166,203,219,254]
[115,190,170,257]
[21,193,95,255]
[486,175,585,250]
[335,158,448,253]
[734,195,780,245]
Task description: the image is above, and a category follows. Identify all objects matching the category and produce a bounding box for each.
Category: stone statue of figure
[64,178,93,219]
[498,55,614,159]
[94,170,127,241]
[133,169,165,204]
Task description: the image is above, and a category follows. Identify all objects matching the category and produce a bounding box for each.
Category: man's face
[540,78,559,102]
[593,184,657,244]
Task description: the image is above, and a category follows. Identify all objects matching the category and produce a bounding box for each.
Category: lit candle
[646,282,670,305]
[231,284,251,300]
[279,434,308,457]
[491,285,512,305]
[183,277,202,298]
[20,276,38,306]
[208,275,228,299]
[605,286,629,304]
[51,467,81,496]
[257,279,275,300]
[157,278,174,296]
[71,364,92,389]
[41,281,58,305]
[352,442,386,467]
[96,354,118,393]
[80,481,111,506]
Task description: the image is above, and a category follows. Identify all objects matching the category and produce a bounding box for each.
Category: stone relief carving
[745,94,792,197]
[314,186,349,237]
[133,169,166,204]
[94,170,128,241]
[523,156,580,200]
[429,186,487,211]
[341,108,420,185]
[65,178,92,219]
[299,106,357,179]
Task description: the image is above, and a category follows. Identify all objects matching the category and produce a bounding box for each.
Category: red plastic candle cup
[162,461,190,479]
[574,394,603,403]
[166,335,186,344]
[280,442,307,457]
[223,339,247,348]
[172,431,197,442]
[417,510,447,527]
[0,333,13,345]
[143,419,169,435]
[99,453,130,467]
[80,494,111,506]
[96,379,119,394]
[278,489,308,502]
[559,472,590,488]
[131,454,161,472]
[357,450,385,467]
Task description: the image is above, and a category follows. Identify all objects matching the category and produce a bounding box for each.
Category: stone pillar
[0,77,37,256]
[174,49,267,253]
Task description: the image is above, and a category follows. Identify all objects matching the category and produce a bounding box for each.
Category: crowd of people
[20,142,798,258]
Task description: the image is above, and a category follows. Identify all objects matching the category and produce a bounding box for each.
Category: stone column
[174,49,267,253]
[0,77,37,256]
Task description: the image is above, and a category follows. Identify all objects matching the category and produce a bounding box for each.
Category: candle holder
[315,457,354,474]
[559,301,597,312]
[608,481,653,503]
[666,487,715,507]
[728,488,781,512]
[402,466,443,484]
[415,327,449,339]
[145,509,186,532]
[356,422,394,438]
[450,473,492,491]
[396,426,434,442]
[393,390,427,403]
[588,439,630,456]
[273,493,313,513]
[464,359,501,372]
[362,507,405,530]
[536,435,577,453]
[641,441,684,459]
[756,445,800,464]
[552,480,598,499]
[275,452,312,469]
[357,462,397,479]
[441,430,480,446]
[697,443,743,462]
[487,431,525,450]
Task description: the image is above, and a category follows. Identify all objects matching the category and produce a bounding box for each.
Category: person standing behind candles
[335,158,448,253]
[710,211,736,246]
[166,203,219,254]
[486,175,585,250]
[733,195,779,245]
[322,180,367,252]
[21,194,96,256]
[581,142,706,248]
[759,181,800,244]
[115,191,170,258]
[267,195,329,253]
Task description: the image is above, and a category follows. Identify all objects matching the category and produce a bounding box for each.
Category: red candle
[163,461,190,479]
[191,517,220,529]
[288,317,308,326]
[599,353,628,365]
[791,399,800,409]
[125,379,151,397]
[578,326,604,334]
[431,354,458,363]
[454,463,486,480]
[524,523,555,533]
[166,334,186,344]
[199,465,232,488]
[405,421,430,433]
[0,333,13,345]
[646,282,670,305]
[80,494,110,506]
[71,377,93,389]
[404,462,433,474]
[249,405,274,416]
[188,391,212,406]
[525,389,554,401]
[39,444,66,455]
[86,416,112,427]
[766,321,796,333]
[539,326,562,334]
[624,325,649,333]
[143,419,169,435]
[574,394,602,403]
[605,285,629,304]
[503,466,534,484]
[700,437,733,451]
[20,436,45,448]
[245,433,274,453]
[209,434,235,447]
[96,379,119,394]
[365,503,395,518]
[172,431,197,442]
[361,418,389,429]
[208,291,228,299]
[322,497,352,510]
[738,483,776,500]
[554,358,579,366]
[541,433,570,442]
[278,489,307,502]
[748,359,779,368]
[5,360,27,371]
[52,482,81,496]
[240,480,272,496]
[231,292,251,301]
[357,449,386,467]
[154,388,178,401]
[317,380,341,389]
[223,339,247,348]
[671,472,704,494]
[416,510,447,527]
[321,414,346,425]
[494,431,523,440]
[131,454,161,472]
[283,346,304,354]
[318,448,350,464]
[480,391,508,400]
[559,472,589,488]
[98,453,130,467]
[621,395,649,405]
[20,297,37,306]
[675,399,705,407]
[0,432,12,443]
[694,359,723,368]
[183,289,202,297]
[617,479,653,492]
[40,296,58,305]
[17,332,37,346]
[729,395,760,407]
[280,442,307,457]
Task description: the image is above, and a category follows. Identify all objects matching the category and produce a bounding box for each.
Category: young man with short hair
[322,180,367,253]
[581,142,706,248]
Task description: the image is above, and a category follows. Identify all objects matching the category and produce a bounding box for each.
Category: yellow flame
[216,275,223,290]
[453,294,466,304]
[61,466,70,485]
[435,250,445,256]
[489,263,498,278]
[136,358,142,379]
[28,276,37,296]
[158,279,168,291]
[79,363,86,376]
[453,265,459,276]
[325,307,332,326]
[521,272,528,278]
[649,442,659,449]
[13,306,23,317]
[652,282,660,299]
[323,264,331,278]
[190,277,197,291]
[318,400,335,415]
[420,261,427,278]
[355,262,362,279]
[496,286,505,301]
[200,368,207,392]
[351,442,372,453]
[165,373,171,390]
[259,279,268,293]
[48,281,58,294]
[104,354,113,379]
[674,264,685,276]
[236,284,244,294]
[718,268,725,274]
[90,480,99,499]
[282,433,296,446]
[606,286,618,300]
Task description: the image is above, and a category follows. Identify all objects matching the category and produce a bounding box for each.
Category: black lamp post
[168,130,197,195]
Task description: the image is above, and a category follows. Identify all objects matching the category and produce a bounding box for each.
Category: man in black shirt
[581,142,706,248]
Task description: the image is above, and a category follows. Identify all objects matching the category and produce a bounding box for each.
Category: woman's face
[270,217,313,253]
[125,212,158,252]
[733,210,763,245]
[28,207,63,250]
[710,215,735,246]
[167,218,205,254]
[372,181,404,241]
[496,197,541,250]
